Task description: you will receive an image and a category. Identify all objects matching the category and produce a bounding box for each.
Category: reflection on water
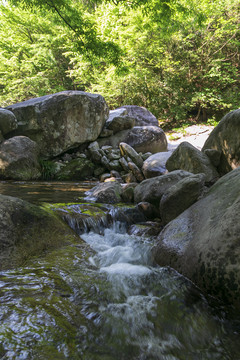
[0,180,97,204]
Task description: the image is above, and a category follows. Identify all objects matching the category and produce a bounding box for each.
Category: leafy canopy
[0,0,239,127]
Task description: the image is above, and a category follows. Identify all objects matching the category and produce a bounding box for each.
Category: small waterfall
[50,203,114,235]
[0,182,240,359]
[52,202,148,236]
[62,212,112,235]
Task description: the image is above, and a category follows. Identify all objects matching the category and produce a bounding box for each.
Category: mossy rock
[43,202,111,235]
[56,158,94,180]
[0,194,80,270]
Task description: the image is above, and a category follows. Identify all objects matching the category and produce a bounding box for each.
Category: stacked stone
[87,140,152,183]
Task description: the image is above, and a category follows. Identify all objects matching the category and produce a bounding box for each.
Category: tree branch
[45,0,78,35]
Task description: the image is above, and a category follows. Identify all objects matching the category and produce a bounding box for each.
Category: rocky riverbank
[0,91,240,308]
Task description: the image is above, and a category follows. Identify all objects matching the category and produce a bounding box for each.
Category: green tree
[0,0,239,128]
[0,0,121,105]
[71,0,239,126]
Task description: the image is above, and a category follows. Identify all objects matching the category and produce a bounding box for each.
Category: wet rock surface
[85,180,123,204]
[0,194,79,270]
[2,94,240,312]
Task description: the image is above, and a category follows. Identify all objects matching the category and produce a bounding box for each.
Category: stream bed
[0,181,240,359]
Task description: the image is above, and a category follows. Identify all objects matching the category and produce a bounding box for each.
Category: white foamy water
[82,225,152,272]
[100,263,152,275]
[81,225,172,353]
[82,225,155,301]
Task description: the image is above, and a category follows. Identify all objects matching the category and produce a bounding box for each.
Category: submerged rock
[0,194,79,270]
[153,167,240,308]
[0,136,41,180]
[51,203,110,235]
[128,222,162,237]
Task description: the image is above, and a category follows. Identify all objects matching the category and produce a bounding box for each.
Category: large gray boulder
[0,108,18,136]
[6,91,109,158]
[115,105,159,126]
[159,173,206,224]
[0,194,79,270]
[0,136,41,180]
[166,141,219,183]
[202,109,240,175]
[98,126,167,154]
[142,152,172,178]
[134,170,192,207]
[153,167,240,308]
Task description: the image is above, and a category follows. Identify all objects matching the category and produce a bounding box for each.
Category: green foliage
[0,0,239,127]
[0,1,121,105]
[39,159,56,180]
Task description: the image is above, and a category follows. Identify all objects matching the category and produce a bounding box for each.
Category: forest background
[0,0,239,130]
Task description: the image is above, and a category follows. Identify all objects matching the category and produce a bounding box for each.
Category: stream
[0,181,240,359]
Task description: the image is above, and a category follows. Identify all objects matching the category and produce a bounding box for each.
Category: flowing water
[0,181,240,359]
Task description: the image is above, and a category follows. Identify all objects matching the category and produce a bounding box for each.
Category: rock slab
[6,91,109,158]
